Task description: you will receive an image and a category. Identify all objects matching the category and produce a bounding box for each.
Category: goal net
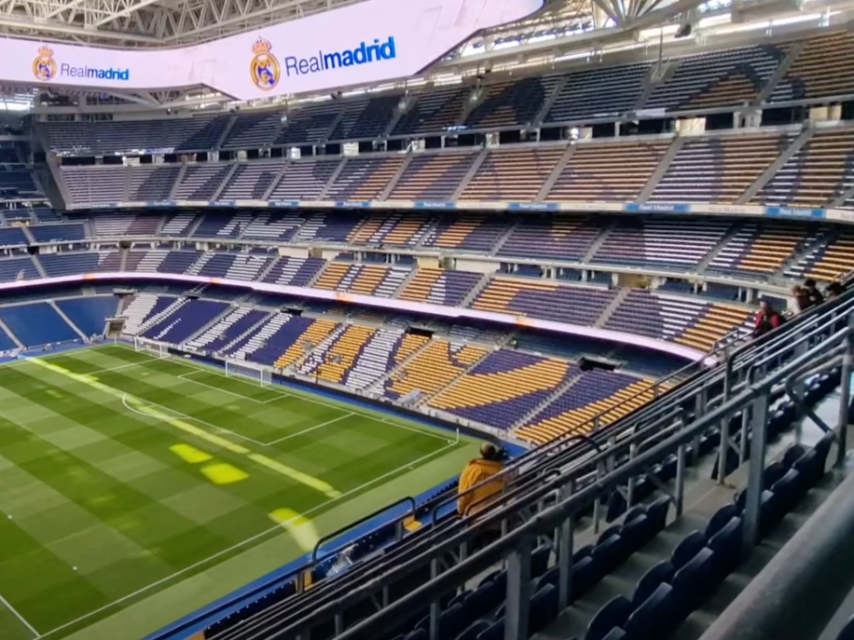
[134,337,170,359]
[225,359,273,387]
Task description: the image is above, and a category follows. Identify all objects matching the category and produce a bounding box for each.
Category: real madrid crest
[33,45,57,82]
[250,38,280,91]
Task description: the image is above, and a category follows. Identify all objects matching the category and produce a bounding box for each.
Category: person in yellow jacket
[458,443,507,517]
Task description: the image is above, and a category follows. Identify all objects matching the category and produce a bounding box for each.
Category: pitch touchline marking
[86,361,150,375]
[263,413,355,445]
[37,440,457,639]
[0,591,40,638]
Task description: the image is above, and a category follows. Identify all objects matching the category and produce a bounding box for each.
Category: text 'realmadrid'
[283,37,397,76]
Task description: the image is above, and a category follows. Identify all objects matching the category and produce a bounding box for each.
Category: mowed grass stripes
[0,345,478,640]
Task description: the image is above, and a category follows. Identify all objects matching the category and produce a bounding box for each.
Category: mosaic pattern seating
[222,112,283,150]
[422,215,508,252]
[460,147,564,202]
[771,31,854,102]
[275,103,342,145]
[189,308,271,353]
[220,163,284,200]
[324,156,404,201]
[546,140,671,202]
[605,290,752,351]
[649,133,793,204]
[383,339,487,400]
[173,165,233,200]
[62,166,126,205]
[545,63,650,123]
[40,251,117,277]
[262,257,326,287]
[296,212,365,243]
[593,218,731,269]
[129,165,180,201]
[142,299,230,344]
[752,129,854,208]
[348,213,433,247]
[785,231,854,281]
[195,253,271,281]
[708,222,816,275]
[643,45,785,112]
[391,87,469,136]
[498,216,601,261]
[269,159,340,200]
[517,371,657,445]
[273,318,339,369]
[297,324,377,385]
[429,350,574,430]
[330,96,398,141]
[0,257,40,282]
[192,211,254,238]
[389,152,477,201]
[312,263,409,298]
[398,268,483,307]
[29,223,86,243]
[472,278,615,327]
[464,76,560,129]
[90,213,161,237]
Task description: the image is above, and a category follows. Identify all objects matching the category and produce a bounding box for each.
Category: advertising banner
[5,0,543,100]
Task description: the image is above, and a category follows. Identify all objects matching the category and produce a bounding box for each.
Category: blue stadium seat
[671,531,707,570]
[633,560,675,606]
[531,545,551,579]
[528,584,559,635]
[671,547,720,617]
[455,620,489,640]
[586,595,633,640]
[621,514,655,549]
[592,535,628,574]
[705,504,739,539]
[646,496,671,532]
[707,517,743,577]
[836,614,854,640]
[624,583,674,640]
[475,617,503,640]
[571,556,602,599]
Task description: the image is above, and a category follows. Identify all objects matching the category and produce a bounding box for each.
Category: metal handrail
[329,326,852,640]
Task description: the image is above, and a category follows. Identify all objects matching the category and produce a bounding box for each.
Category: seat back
[625,583,674,640]
[671,530,706,569]
[633,560,675,606]
[586,595,633,640]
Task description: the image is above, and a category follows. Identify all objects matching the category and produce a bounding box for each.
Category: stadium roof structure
[0,0,722,49]
[0,0,848,110]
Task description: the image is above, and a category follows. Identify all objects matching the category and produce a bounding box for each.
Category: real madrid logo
[33,45,57,82]
[250,38,279,91]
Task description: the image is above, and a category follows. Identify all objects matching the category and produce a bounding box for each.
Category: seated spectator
[826,281,845,299]
[804,279,825,307]
[754,299,784,338]
[458,443,507,517]
[791,286,812,314]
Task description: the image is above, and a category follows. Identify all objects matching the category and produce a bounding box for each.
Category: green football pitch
[0,343,479,640]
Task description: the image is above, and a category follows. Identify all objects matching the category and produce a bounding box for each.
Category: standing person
[791,286,812,314]
[804,279,825,307]
[753,299,783,338]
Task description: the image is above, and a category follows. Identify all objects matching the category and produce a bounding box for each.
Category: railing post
[838,318,854,467]
[743,391,770,550]
[557,480,575,611]
[429,557,441,640]
[505,536,533,640]
[675,443,686,517]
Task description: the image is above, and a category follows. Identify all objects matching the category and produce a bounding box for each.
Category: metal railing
[209,287,854,640]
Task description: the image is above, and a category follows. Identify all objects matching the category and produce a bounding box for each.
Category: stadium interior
[3,0,854,639]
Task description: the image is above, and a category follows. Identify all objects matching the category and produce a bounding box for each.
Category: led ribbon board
[1,0,544,100]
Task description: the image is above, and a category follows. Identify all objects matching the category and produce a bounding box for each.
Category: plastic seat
[572,555,604,599]
[624,504,647,523]
[454,620,489,640]
[464,580,503,621]
[574,544,594,562]
[475,617,503,640]
[597,523,622,545]
[624,583,674,640]
[782,443,807,469]
[794,449,822,487]
[528,584,558,635]
[671,531,706,570]
[705,504,738,539]
[763,461,787,488]
[671,547,719,618]
[770,469,804,517]
[633,560,675,606]
[621,514,654,549]
[707,517,743,577]
[536,566,559,590]
[646,496,670,533]
[593,534,628,574]
[586,595,633,640]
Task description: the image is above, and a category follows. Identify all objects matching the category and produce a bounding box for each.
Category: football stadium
[2,0,854,639]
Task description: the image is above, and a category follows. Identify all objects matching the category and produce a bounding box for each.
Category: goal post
[134,337,170,359]
[225,359,273,387]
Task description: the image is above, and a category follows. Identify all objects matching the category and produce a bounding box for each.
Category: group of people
[754,278,843,338]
